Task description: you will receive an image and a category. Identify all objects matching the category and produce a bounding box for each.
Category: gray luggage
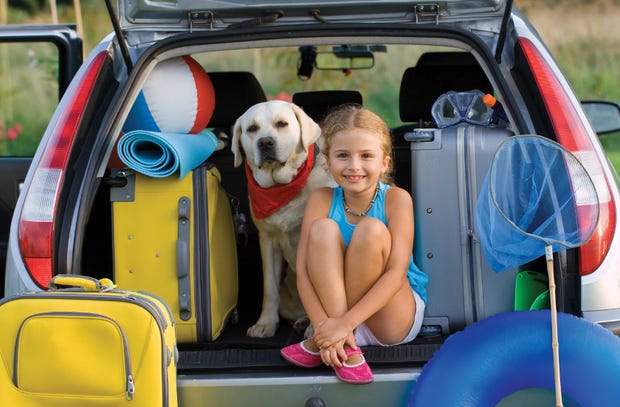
[407,124,516,334]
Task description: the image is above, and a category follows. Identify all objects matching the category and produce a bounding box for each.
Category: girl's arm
[384,186,415,281]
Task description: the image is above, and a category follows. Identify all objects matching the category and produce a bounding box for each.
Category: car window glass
[195,44,458,127]
[1,41,60,157]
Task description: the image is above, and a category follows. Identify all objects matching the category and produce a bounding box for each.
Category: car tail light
[518,37,616,275]
[18,51,109,289]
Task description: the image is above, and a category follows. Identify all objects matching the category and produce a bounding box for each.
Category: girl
[281,105,428,384]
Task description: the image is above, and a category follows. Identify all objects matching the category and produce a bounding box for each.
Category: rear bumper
[177,368,421,406]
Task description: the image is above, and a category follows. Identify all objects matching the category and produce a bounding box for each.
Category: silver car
[5,1,620,405]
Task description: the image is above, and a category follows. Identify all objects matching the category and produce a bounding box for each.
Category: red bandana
[245,144,316,219]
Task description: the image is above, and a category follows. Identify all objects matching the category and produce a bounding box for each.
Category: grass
[600,132,620,173]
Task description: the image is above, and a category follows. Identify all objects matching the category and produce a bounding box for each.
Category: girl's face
[327,128,390,193]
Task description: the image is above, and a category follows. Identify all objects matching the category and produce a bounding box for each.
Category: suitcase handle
[177,196,192,321]
[49,274,116,291]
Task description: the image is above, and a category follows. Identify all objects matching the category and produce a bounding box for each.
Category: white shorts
[354,289,425,347]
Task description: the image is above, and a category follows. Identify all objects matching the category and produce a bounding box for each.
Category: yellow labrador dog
[232,100,334,338]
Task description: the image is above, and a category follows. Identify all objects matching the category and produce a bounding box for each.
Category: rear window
[193,43,461,128]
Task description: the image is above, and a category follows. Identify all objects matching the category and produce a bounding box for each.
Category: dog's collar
[246,143,316,219]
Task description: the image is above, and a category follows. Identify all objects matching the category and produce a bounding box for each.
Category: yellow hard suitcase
[111,162,238,342]
[0,275,177,407]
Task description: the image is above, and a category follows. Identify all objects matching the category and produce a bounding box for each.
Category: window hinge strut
[188,11,215,31]
[414,4,439,24]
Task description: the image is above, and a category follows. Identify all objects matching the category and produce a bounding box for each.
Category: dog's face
[232,100,321,187]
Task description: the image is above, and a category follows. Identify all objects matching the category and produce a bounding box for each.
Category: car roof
[117,0,509,32]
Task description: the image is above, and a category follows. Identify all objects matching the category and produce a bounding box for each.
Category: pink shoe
[332,348,374,385]
[281,340,322,368]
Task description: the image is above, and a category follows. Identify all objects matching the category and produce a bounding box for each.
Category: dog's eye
[247,124,259,133]
[275,120,288,129]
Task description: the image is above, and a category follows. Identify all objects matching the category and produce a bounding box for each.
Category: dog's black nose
[257,136,275,150]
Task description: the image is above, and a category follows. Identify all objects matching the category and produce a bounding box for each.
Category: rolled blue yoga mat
[117,129,218,178]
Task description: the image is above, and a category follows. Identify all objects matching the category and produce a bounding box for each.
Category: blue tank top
[328,182,428,303]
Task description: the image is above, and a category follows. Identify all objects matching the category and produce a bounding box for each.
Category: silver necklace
[343,184,380,217]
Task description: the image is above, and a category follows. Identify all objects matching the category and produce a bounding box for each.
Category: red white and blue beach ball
[123,55,215,134]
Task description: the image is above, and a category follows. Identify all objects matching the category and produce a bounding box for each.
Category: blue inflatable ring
[409,310,620,406]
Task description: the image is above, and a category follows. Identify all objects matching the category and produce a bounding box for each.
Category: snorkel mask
[431,90,494,128]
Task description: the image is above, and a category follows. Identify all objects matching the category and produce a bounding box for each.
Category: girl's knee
[308,218,341,247]
[351,218,390,245]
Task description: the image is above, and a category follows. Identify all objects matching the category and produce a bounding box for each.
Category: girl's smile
[344,175,366,183]
[328,128,390,196]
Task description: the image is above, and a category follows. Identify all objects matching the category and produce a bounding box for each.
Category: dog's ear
[292,103,321,152]
[231,117,244,168]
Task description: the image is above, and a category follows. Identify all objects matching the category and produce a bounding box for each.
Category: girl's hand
[314,317,353,349]
[319,338,347,367]
[318,331,358,367]
[344,331,358,351]
[313,317,358,366]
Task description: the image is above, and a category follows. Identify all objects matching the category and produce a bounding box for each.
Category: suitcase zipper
[92,293,173,404]
[127,374,136,400]
[133,290,176,329]
[125,292,174,405]
[28,291,172,331]
[13,311,135,400]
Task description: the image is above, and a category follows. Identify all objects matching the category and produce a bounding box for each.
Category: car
[5,1,620,405]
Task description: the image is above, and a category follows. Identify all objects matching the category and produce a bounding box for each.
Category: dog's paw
[246,322,278,338]
[303,324,314,340]
[292,316,310,334]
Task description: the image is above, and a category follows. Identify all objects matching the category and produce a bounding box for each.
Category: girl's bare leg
[345,218,415,345]
[306,218,348,315]
[305,218,348,355]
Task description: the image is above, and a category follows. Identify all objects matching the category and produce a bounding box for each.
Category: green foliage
[8,0,44,15]
[1,42,60,156]
[556,39,620,102]
[8,0,74,15]
[599,132,620,174]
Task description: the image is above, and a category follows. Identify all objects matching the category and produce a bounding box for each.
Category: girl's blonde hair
[320,104,394,185]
